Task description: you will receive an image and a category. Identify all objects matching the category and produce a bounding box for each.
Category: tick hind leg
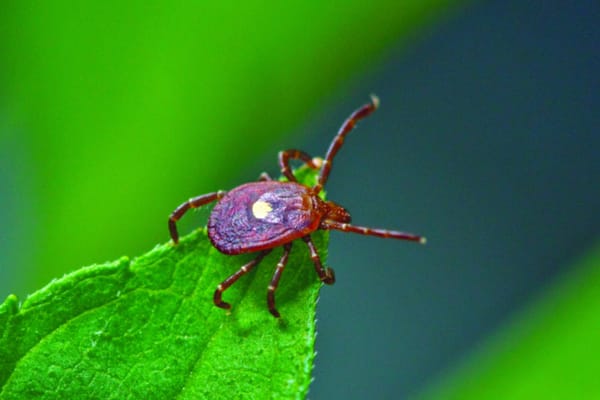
[169,191,226,244]
[267,243,292,318]
[278,149,320,182]
[303,235,335,285]
[214,250,272,312]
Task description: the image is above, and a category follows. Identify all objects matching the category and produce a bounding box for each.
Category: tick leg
[267,243,292,318]
[313,95,379,193]
[302,235,335,285]
[321,220,426,244]
[168,191,226,244]
[258,172,273,181]
[278,149,319,182]
[214,250,272,311]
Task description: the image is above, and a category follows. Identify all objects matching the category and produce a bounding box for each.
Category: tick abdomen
[208,181,319,255]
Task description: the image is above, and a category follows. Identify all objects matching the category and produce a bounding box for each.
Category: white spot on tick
[252,200,273,219]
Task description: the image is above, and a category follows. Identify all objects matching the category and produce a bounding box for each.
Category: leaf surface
[0,169,327,399]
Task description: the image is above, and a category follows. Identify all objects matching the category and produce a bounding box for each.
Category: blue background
[298,1,599,397]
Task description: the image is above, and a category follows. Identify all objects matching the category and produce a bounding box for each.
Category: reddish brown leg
[313,95,379,193]
[278,149,319,182]
[214,250,272,311]
[169,191,226,244]
[302,235,335,285]
[267,242,292,318]
[322,220,426,244]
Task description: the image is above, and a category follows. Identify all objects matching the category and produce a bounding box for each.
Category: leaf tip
[1,293,20,315]
[117,255,131,268]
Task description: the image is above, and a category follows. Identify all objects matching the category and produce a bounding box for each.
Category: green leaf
[0,168,327,399]
[421,242,600,399]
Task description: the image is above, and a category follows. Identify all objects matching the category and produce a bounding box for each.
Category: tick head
[323,200,351,223]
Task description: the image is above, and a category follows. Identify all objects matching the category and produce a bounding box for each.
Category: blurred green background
[1,1,599,399]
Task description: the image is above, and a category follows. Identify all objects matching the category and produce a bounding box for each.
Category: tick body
[169,95,425,318]
[208,181,321,255]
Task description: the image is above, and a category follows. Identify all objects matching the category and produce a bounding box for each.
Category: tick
[169,95,425,318]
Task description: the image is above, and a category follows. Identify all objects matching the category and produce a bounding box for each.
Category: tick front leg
[302,235,335,285]
[278,149,319,182]
[321,220,426,244]
[314,95,379,193]
[214,250,272,312]
[168,191,226,244]
[267,243,292,318]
